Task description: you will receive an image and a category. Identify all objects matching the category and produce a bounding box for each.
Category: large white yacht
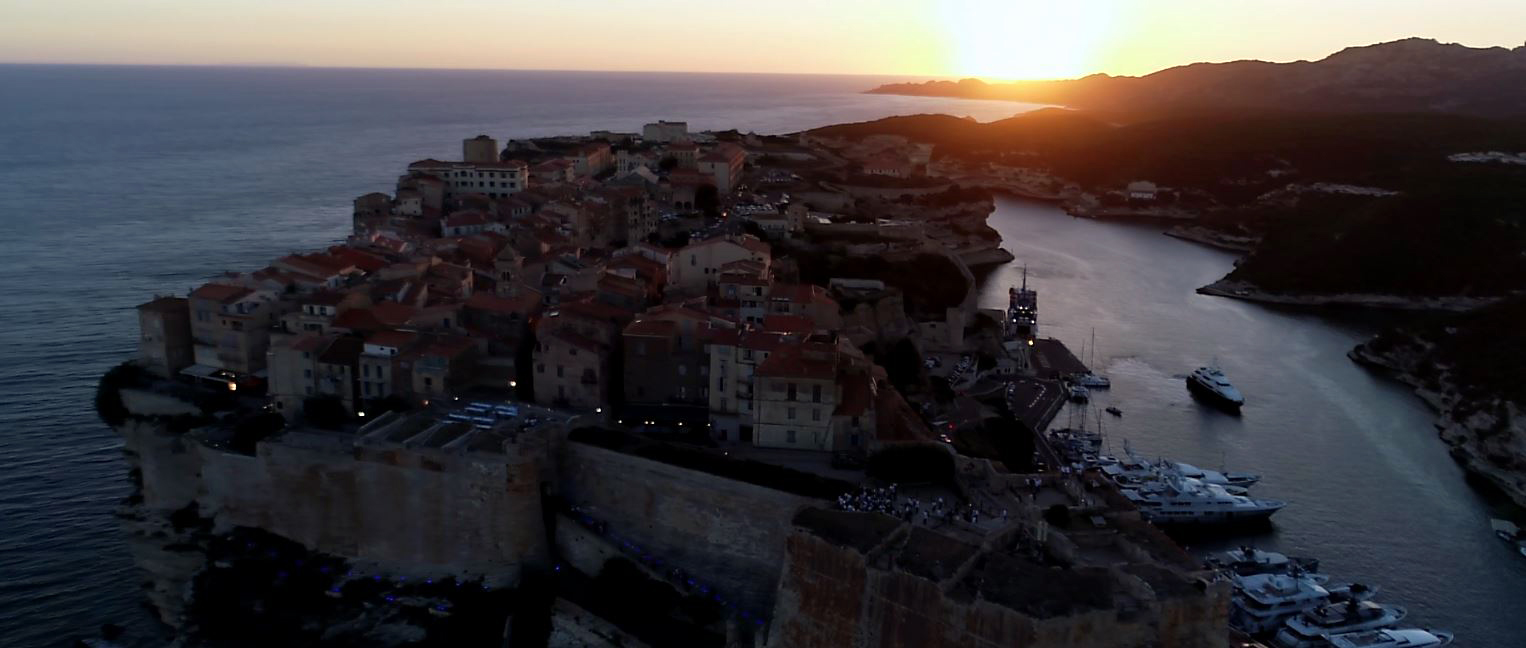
[1096,446,1260,491]
[1121,474,1285,524]
[1187,366,1245,410]
[1272,600,1407,648]
[1327,628,1454,648]
[1230,571,1336,635]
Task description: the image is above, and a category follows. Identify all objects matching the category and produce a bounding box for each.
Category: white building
[642,120,689,143]
[407,159,529,200]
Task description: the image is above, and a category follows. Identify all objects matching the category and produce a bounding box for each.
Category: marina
[977,196,1525,645]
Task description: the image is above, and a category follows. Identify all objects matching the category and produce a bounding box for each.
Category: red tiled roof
[290,335,331,353]
[190,283,252,304]
[549,329,604,354]
[443,211,490,228]
[624,318,679,338]
[465,291,538,316]
[755,344,837,380]
[365,329,418,349]
[327,246,389,273]
[739,330,790,352]
[761,314,814,334]
[331,308,384,332]
[372,301,419,327]
[137,296,187,313]
[558,298,634,323]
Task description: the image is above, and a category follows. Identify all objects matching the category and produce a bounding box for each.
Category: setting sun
[937,0,1122,80]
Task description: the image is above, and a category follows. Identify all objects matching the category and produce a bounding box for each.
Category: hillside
[869,39,1526,120]
[808,110,1526,298]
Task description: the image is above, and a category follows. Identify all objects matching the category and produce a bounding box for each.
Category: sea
[0,64,1520,646]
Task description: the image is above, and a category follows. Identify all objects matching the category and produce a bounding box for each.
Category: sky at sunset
[2,0,1524,79]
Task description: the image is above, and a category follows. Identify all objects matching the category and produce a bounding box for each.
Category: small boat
[1076,372,1111,388]
[1326,628,1453,648]
[1105,406,1123,417]
[1272,600,1407,648]
[1069,384,1090,403]
[1188,366,1245,411]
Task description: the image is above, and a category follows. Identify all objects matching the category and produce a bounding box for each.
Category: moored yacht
[1207,546,1320,576]
[1327,628,1453,648]
[1272,600,1407,648]
[1171,460,1260,489]
[1121,474,1285,525]
[1230,571,1335,635]
[1188,366,1244,410]
[1068,383,1090,402]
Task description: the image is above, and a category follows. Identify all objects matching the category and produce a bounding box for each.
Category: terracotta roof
[290,335,331,353]
[770,283,835,306]
[558,298,634,323]
[549,329,605,354]
[191,283,253,304]
[443,211,491,228]
[331,308,384,332]
[465,291,538,316]
[365,329,418,349]
[372,301,419,326]
[327,246,389,273]
[137,296,187,313]
[762,314,815,334]
[624,318,679,338]
[756,344,837,380]
[739,330,791,352]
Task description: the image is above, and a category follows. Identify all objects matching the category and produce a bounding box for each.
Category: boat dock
[1030,338,1090,380]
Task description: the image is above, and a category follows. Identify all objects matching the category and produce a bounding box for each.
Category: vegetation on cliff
[811,110,1526,298]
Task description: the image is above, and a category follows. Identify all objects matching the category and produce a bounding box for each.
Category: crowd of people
[835,484,1010,529]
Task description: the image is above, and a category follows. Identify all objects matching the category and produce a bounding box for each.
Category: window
[787,407,796,420]
[786,430,796,443]
[812,385,822,403]
[570,348,577,356]
[363,365,370,377]
[537,363,545,374]
[678,365,687,376]
[423,377,433,387]
[787,383,797,401]
[811,408,821,422]
[556,365,564,378]
[303,369,312,378]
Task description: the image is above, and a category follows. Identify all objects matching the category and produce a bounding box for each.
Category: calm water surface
[0,64,1037,647]
[978,197,1526,647]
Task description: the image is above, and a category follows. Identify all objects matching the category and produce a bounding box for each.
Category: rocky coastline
[1197,279,1506,312]
[1349,338,1526,508]
[1162,225,1258,253]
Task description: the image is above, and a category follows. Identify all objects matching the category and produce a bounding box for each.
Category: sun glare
[938,0,1121,81]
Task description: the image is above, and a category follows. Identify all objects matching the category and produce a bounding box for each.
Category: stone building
[136,296,193,378]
